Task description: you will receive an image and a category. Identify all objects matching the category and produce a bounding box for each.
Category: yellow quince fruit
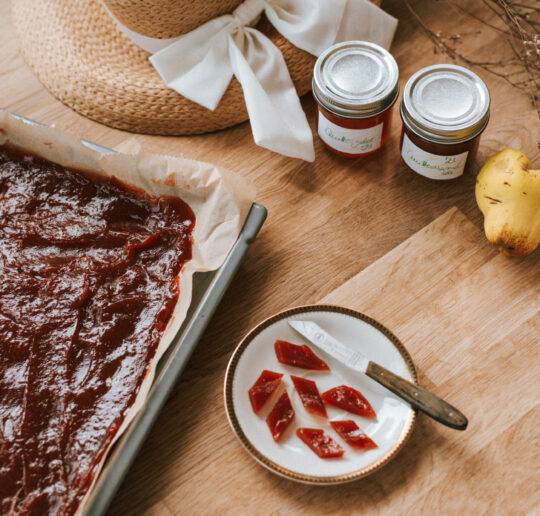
[476,148,540,256]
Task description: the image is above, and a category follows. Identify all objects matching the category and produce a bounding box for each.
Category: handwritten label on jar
[401,134,468,180]
[318,112,383,155]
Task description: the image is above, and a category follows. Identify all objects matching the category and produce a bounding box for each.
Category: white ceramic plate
[224,305,417,484]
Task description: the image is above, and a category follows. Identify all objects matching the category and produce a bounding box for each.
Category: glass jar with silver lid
[313,41,399,158]
[400,64,491,180]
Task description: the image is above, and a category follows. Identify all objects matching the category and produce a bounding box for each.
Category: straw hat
[10,0,317,135]
[104,0,245,38]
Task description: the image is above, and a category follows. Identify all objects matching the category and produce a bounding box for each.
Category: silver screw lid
[313,41,399,118]
[401,64,490,143]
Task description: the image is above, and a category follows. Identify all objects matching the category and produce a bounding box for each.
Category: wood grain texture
[0,0,539,514]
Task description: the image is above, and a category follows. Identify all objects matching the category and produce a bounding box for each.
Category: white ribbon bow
[109,0,398,161]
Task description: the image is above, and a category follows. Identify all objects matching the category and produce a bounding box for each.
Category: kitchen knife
[288,320,468,431]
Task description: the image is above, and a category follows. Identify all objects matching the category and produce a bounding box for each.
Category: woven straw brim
[10,0,316,136]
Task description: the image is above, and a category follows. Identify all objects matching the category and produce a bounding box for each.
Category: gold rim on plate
[223,304,418,484]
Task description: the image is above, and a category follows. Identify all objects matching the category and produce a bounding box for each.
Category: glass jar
[312,41,399,158]
[400,64,490,180]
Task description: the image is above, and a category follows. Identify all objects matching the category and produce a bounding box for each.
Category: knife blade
[288,320,468,431]
[289,320,370,373]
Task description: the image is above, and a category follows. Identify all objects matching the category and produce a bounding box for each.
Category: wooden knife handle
[365,361,468,431]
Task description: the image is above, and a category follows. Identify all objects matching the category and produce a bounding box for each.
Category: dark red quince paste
[0,145,195,515]
[274,340,329,371]
[321,385,376,419]
[266,391,295,442]
[330,420,377,450]
[296,428,344,459]
[290,376,327,418]
[248,370,283,414]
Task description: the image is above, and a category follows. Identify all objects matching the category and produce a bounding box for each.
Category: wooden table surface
[1,0,539,514]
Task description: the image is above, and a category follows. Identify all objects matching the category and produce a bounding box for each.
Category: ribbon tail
[150,19,234,110]
[228,29,315,162]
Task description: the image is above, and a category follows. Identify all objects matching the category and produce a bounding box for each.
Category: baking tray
[5,112,267,516]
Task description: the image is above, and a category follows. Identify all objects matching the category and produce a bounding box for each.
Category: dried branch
[404,0,540,118]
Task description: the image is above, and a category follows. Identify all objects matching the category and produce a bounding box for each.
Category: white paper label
[318,111,383,154]
[401,133,468,180]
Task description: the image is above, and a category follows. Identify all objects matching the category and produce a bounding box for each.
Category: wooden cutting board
[150,207,539,515]
[318,207,540,515]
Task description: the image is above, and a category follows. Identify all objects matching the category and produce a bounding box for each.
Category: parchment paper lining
[0,110,255,513]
